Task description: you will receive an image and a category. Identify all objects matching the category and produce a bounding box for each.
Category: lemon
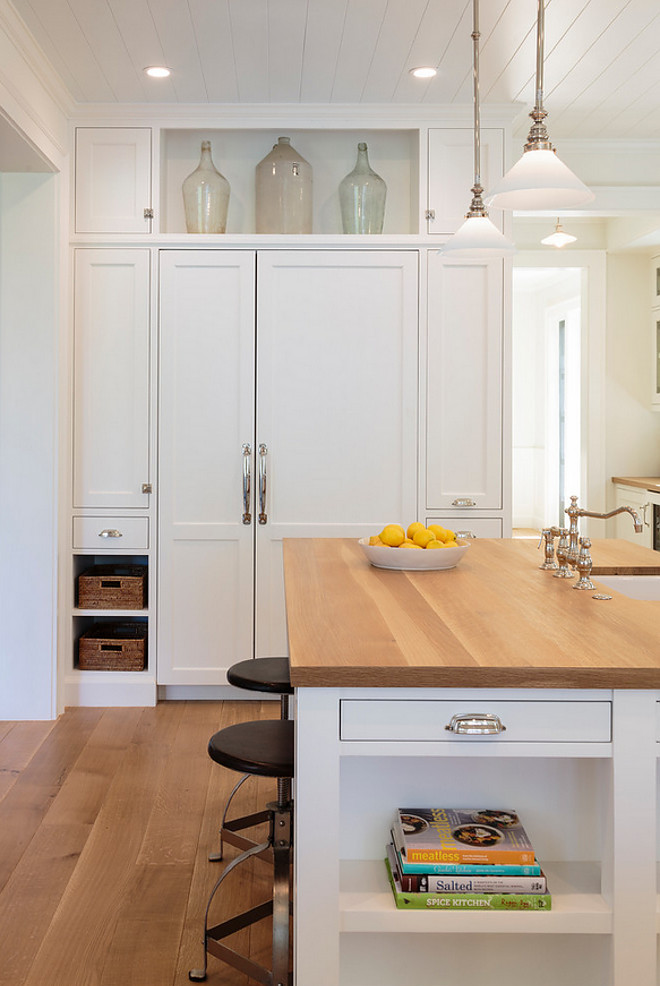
[412,528,437,548]
[428,524,455,543]
[368,535,384,546]
[400,542,422,549]
[426,540,445,549]
[401,537,415,545]
[379,524,405,547]
[444,540,458,548]
[406,522,425,540]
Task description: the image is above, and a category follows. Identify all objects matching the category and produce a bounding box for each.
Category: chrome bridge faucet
[564,495,643,567]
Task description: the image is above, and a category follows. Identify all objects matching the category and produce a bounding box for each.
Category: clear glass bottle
[255,136,313,234]
[339,142,387,234]
[182,140,230,233]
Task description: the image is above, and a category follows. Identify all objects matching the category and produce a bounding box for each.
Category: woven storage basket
[78,622,147,671]
[77,565,147,610]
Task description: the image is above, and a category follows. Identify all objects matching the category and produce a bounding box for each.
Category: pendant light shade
[485,149,593,210]
[484,0,594,211]
[541,218,577,248]
[442,0,515,257]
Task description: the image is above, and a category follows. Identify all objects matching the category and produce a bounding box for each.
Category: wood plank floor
[0,701,282,986]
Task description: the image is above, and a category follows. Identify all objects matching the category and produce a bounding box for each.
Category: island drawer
[340,699,612,743]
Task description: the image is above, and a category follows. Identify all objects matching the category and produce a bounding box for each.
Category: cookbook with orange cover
[394,808,535,866]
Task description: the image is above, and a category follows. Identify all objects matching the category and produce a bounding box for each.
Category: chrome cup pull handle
[445,712,506,735]
[455,530,477,539]
[258,443,268,525]
[452,497,477,507]
[98,529,122,539]
[242,443,252,524]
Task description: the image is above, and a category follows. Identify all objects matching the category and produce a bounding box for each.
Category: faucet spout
[576,504,643,534]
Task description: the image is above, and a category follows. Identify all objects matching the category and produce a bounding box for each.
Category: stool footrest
[223,809,270,832]
[206,899,293,986]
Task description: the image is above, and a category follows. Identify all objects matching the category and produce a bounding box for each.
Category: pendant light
[541,218,577,248]
[441,0,515,257]
[485,0,594,211]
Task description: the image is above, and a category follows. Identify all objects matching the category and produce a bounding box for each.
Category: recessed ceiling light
[409,66,437,79]
[145,66,171,78]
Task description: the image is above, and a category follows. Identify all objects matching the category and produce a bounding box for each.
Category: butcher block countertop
[612,476,660,492]
[283,537,660,689]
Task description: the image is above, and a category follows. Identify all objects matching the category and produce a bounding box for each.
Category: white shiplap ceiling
[8,0,660,139]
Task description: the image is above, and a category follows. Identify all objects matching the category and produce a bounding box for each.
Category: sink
[593,575,660,601]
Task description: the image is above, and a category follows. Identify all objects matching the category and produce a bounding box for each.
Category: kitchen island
[283,537,660,986]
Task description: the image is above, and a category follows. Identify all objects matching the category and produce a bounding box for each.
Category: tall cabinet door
[73,249,151,509]
[158,251,255,684]
[255,250,419,658]
[426,253,504,512]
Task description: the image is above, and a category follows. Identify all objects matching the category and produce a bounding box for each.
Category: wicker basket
[78,622,147,671]
[77,565,147,610]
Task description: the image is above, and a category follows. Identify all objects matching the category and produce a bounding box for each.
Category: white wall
[605,252,660,495]
[0,172,59,718]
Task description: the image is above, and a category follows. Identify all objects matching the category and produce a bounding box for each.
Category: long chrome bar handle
[242,443,252,525]
[258,443,268,525]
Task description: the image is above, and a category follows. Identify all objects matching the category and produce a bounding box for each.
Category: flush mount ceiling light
[409,66,437,78]
[441,0,515,257]
[484,0,594,211]
[541,218,577,248]
[145,66,171,78]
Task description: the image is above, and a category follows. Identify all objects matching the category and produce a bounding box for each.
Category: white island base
[294,686,659,986]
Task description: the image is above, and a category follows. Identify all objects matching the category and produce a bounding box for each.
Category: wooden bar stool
[189,719,294,985]
[209,657,293,863]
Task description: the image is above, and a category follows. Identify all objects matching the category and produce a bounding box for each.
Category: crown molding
[68,100,523,129]
[0,0,73,160]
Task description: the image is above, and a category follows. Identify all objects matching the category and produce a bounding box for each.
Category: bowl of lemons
[358,522,470,571]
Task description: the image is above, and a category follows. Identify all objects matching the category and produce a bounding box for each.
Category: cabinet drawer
[73,516,149,550]
[340,700,611,743]
[425,516,502,539]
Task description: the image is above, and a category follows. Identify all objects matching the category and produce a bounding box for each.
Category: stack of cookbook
[387,808,551,910]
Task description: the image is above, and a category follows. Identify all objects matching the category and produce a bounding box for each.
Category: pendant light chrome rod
[467,0,487,218]
[525,0,552,152]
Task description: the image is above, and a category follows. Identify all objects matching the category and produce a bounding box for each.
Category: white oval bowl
[358,536,470,571]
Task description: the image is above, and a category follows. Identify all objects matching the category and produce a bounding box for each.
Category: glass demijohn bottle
[255,136,313,234]
[182,141,230,233]
[339,142,387,234]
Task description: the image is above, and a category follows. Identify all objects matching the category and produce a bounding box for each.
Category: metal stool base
[190,798,293,985]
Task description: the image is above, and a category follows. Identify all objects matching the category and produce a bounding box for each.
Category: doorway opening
[512,267,582,535]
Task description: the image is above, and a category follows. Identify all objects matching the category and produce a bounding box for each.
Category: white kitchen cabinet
[75,128,152,234]
[157,249,419,684]
[73,249,152,509]
[425,252,505,514]
[67,248,155,707]
[295,686,659,986]
[426,127,505,234]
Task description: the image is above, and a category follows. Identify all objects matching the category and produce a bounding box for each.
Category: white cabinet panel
[255,251,419,657]
[75,128,152,234]
[158,251,256,684]
[426,254,504,511]
[73,249,151,509]
[427,128,504,235]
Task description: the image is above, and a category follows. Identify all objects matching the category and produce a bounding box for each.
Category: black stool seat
[227,657,293,695]
[208,720,294,778]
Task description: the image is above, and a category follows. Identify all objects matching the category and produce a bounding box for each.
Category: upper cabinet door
[427,128,504,235]
[426,253,504,511]
[73,249,151,508]
[75,128,152,234]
